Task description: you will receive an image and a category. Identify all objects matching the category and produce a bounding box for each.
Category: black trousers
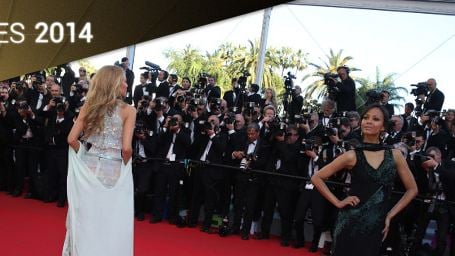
[133,161,154,215]
[262,184,298,241]
[189,166,228,228]
[152,163,183,222]
[0,144,14,192]
[294,188,329,245]
[14,142,39,195]
[45,147,68,202]
[233,172,263,235]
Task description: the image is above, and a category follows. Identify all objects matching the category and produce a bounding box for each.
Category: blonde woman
[262,88,278,110]
[63,66,136,256]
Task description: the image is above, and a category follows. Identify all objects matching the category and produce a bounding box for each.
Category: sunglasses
[79,70,86,72]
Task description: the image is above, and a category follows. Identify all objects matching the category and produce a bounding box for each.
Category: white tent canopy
[289,0,455,16]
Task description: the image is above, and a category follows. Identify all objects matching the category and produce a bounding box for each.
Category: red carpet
[0,192,318,256]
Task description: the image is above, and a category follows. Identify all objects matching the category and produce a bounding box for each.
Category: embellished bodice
[81,104,123,188]
[86,105,123,159]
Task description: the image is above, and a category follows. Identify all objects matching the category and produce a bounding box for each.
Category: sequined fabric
[81,105,123,188]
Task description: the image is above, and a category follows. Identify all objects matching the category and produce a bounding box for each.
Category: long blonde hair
[82,65,125,139]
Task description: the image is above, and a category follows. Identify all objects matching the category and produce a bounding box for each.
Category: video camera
[139,61,161,82]
[237,70,251,89]
[284,72,296,93]
[323,73,339,100]
[410,82,429,97]
[365,89,384,106]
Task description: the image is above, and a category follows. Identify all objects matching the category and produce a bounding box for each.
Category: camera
[168,117,179,127]
[365,89,383,105]
[209,98,222,112]
[223,113,236,125]
[56,103,66,113]
[154,98,165,111]
[238,70,251,88]
[269,119,287,137]
[401,132,416,147]
[139,61,161,82]
[300,138,318,153]
[135,121,147,134]
[18,102,29,110]
[203,120,215,131]
[52,96,65,105]
[410,82,429,97]
[240,153,256,170]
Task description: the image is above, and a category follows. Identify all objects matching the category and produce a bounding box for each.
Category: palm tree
[164,45,205,83]
[356,67,408,112]
[303,49,359,100]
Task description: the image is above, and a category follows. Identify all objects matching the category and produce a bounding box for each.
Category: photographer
[42,91,73,207]
[205,75,221,101]
[401,102,420,132]
[230,123,271,239]
[257,105,277,140]
[155,70,170,99]
[11,101,44,198]
[151,114,191,224]
[334,66,356,112]
[413,147,454,255]
[26,81,51,115]
[189,115,228,232]
[298,112,324,139]
[120,57,135,104]
[167,74,181,107]
[380,90,394,116]
[132,121,158,221]
[260,125,302,246]
[286,86,304,124]
[223,78,244,112]
[383,115,404,145]
[247,84,262,107]
[133,72,154,108]
[320,99,337,128]
[423,78,445,112]
[0,86,17,193]
[294,135,326,252]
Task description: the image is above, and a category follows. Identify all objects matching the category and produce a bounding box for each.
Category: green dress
[333,148,396,256]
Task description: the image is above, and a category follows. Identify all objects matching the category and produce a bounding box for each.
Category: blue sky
[78,4,455,111]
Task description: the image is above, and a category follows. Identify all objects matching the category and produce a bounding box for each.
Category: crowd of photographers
[0,61,454,255]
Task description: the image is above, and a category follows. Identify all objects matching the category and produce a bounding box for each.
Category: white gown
[62,106,134,256]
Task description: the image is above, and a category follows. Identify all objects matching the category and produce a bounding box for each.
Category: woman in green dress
[311,104,418,256]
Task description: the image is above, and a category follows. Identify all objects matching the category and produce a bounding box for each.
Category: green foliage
[164,40,308,96]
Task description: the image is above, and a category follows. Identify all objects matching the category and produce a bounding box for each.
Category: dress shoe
[187,222,197,228]
[230,226,240,235]
[136,213,145,221]
[293,241,305,249]
[149,217,162,224]
[11,190,21,197]
[280,239,290,247]
[241,232,249,240]
[254,232,269,240]
[309,243,318,252]
[24,192,34,199]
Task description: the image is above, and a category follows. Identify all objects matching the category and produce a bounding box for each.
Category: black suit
[424,88,445,112]
[26,89,51,115]
[43,113,73,203]
[384,103,394,116]
[156,81,170,99]
[336,77,356,112]
[125,68,135,104]
[132,133,158,217]
[223,90,244,111]
[152,128,191,222]
[0,101,17,192]
[261,141,301,242]
[133,83,155,107]
[247,93,262,106]
[13,115,44,196]
[205,85,221,101]
[189,133,228,228]
[231,138,271,236]
[402,114,420,132]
